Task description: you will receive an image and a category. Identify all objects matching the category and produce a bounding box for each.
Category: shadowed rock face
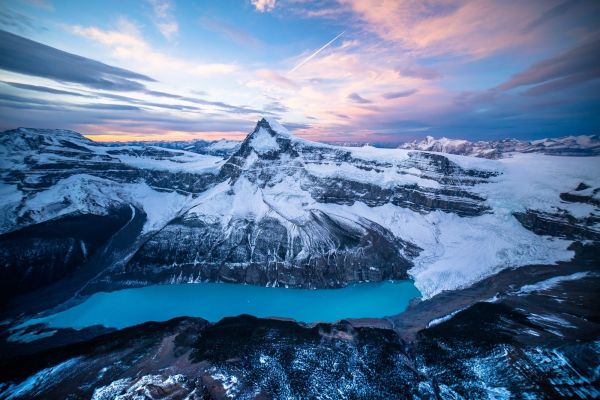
[0,207,131,303]
[514,210,600,241]
[122,211,420,288]
[560,182,600,207]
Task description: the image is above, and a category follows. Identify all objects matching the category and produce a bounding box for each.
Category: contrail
[288,31,345,74]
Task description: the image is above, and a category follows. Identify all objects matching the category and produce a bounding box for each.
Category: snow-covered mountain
[1,119,598,305]
[1,119,599,399]
[399,134,600,158]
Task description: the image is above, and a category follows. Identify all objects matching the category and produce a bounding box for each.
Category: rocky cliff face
[108,138,241,158]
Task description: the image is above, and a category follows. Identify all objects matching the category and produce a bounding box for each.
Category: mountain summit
[258,117,292,137]
[243,117,295,155]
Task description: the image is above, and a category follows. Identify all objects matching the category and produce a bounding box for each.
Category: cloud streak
[288,30,345,74]
[382,89,418,99]
[522,1,578,33]
[0,29,155,91]
[348,92,371,104]
[201,17,262,47]
[1,81,93,97]
[498,37,600,95]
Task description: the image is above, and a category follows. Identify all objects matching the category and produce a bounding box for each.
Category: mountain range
[398,134,600,158]
[0,119,599,398]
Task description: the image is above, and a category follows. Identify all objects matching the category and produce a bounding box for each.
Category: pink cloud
[337,0,544,58]
[251,0,276,12]
[257,69,299,89]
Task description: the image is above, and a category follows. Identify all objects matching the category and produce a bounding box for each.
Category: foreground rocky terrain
[0,119,599,398]
[1,254,598,399]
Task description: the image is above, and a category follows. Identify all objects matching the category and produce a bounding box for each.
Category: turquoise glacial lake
[26,281,420,330]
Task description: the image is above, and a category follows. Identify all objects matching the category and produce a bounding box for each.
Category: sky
[0,0,599,143]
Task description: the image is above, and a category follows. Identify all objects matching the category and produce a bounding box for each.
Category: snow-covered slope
[399,134,600,158]
[0,127,223,234]
[1,119,598,302]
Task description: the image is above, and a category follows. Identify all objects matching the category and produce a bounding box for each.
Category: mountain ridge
[399,134,600,158]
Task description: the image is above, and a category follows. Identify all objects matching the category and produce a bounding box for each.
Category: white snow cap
[262,117,292,137]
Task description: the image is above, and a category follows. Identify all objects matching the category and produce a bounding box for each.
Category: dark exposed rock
[514,209,600,241]
[0,207,131,303]
[122,211,420,289]
[560,185,600,207]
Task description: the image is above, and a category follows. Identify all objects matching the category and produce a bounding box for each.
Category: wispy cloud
[70,17,238,78]
[147,0,178,41]
[0,6,44,33]
[337,0,544,58]
[0,95,253,140]
[522,1,578,33]
[382,89,418,99]
[200,16,262,47]
[497,38,600,96]
[256,70,299,89]
[251,0,276,13]
[1,81,93,97]
[24,0,53,11]
[347,92,370,104]
[396,63,439,80]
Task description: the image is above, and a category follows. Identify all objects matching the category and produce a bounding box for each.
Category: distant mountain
[398,134,600,158]
[105,138,241,157]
